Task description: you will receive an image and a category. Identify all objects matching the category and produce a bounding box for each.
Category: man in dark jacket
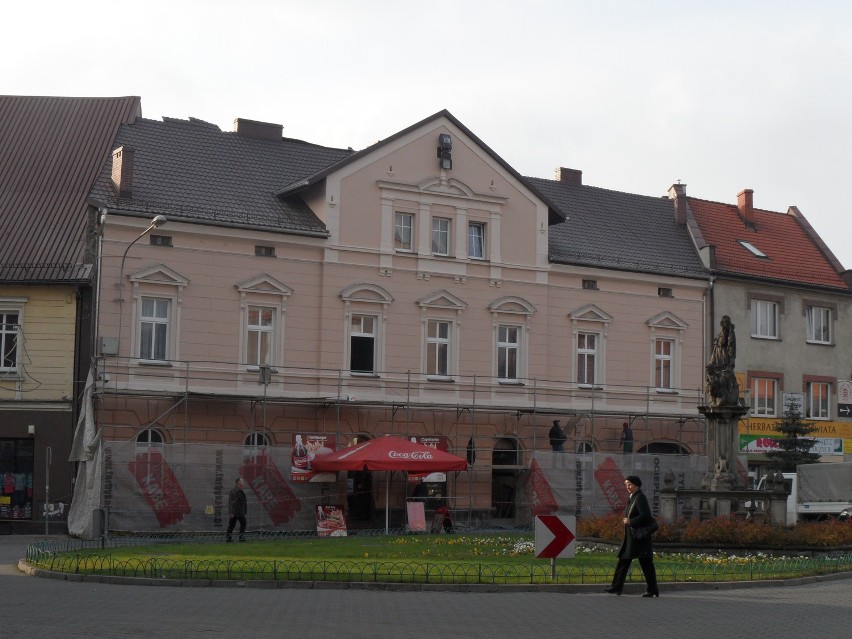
[226,477,247,542]
[549,420,566,452]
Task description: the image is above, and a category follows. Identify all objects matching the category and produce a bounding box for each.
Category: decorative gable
[646,311,688,330]
[236,274,294,297]
[489,296,536,316]
[340,283,394,305]
[417,289,467,310]
[129,264,189,287]
[569,304,613,324]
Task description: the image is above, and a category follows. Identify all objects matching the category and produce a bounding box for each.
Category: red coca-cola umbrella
[311,435,468,473]
[311,435,468,533]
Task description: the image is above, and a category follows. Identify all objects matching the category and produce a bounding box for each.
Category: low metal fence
[25,533,852,586]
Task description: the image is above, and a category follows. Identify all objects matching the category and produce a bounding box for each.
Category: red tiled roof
[688,197,848,290]
[0,95,142,282]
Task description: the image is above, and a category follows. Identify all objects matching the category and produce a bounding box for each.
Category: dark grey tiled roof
[89,117,353,234]
[526,177,708,279]
[0,95,141,282]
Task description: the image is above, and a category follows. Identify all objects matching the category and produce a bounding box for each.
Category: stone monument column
[699,316,748,489]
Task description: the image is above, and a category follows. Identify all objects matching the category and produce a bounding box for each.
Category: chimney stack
[555,167,582,185]
[234,118,283,141]
[668,183,688,225]
[737,189,754,223]
[111,146,135,199]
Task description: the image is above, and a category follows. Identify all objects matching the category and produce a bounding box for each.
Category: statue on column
[705,315,739,407]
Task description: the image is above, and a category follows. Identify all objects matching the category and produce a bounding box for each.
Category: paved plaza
[1,535,850,638]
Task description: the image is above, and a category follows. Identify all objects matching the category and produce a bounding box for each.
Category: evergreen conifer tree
[764,395,820,471]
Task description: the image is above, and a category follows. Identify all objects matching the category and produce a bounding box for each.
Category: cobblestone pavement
[2,536,850,638]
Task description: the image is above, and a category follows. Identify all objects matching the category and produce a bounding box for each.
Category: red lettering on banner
[594,456,628,513]
[241,453,301,525]
[528,458,558,516]
[128,451,192,528]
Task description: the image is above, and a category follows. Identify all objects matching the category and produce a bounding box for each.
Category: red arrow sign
[535,515,576,559]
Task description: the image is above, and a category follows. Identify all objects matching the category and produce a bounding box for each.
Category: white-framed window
[350,314,377,374]
[806,382,830,420]
[654,338,674,389]
[497,324,520,381]
[426,319,452,377]
[806,305,831,344]
[751,377,777,416]
[139,297,171,361]
[751,300,779,339]
[432,218,451,256]
[247,305,275,367]
[577,332,598,385]
[0,309,20,374]
[341,283,393,377]
[394,212,414,251]
[468,222,486,259]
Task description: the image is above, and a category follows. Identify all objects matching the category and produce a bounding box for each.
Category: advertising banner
[104,442,321,532]
[291,434,337,483]
[315,504,347,537]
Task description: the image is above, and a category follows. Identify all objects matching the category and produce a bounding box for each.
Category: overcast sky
[5,1,851,269]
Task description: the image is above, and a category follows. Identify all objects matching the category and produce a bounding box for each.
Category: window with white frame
[247,305,275,366]
[431,218,451,256]
[394,212,414,251]
[577,332,598,385]
[806,382,830,420]
[751,299,779,338]
[497,324,520,381]
[350,314,377,374]
[139,297,171,361]
[806,305,832,344]
[426,319,452,377]
[468,222,486,259]
[654,338,674,389]
[0,310,20,373]
[751,377,777,416]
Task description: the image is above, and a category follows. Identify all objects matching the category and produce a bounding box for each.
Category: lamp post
[116,215,167,358]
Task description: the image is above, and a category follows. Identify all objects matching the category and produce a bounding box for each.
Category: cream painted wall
[0,285,76,400]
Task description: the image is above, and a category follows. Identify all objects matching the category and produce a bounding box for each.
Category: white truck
[796,462,852,521]
[754,463,852,524]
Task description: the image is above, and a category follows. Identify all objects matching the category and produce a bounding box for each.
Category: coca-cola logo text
[388,450,434,460]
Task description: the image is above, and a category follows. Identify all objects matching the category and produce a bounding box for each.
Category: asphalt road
[1,535,850,638]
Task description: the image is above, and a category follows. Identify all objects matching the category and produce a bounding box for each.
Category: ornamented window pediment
[417,289,467,310]
[340,283,394,305]
[236,274,294,297]
[646,311,688,330]
[569,304,613,324]
[489,296,536,315]
[129,264,189,287]
[418,176,475,197]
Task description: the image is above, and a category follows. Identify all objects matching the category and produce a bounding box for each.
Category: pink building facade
[83,111,710,533]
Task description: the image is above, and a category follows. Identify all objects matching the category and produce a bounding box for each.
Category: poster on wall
[315,504,347,537]
[407,436,448,483]
[291,434,337,483]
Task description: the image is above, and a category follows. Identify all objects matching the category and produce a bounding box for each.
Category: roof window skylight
[738,240,767,258]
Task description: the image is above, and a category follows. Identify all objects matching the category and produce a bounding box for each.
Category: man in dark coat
[605,475,659,596]
[226,477,247,542]
[548,420,566,452]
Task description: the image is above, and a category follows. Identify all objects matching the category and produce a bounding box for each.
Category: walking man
[226,477,247,542]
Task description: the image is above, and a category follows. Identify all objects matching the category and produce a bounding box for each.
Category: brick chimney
[234,118,283,141]
[111,146,135,199]
[737,189,754,223]
[555,167,582,185]
[668,183,687,225]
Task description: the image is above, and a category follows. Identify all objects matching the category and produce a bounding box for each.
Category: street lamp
[116,215,167,358]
